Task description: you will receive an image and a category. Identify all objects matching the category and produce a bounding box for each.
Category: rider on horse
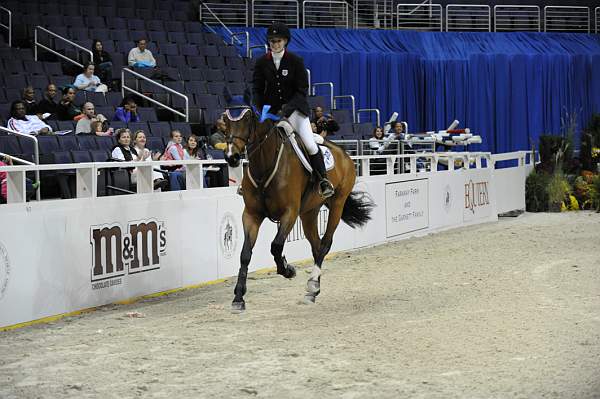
[252,22,335,198]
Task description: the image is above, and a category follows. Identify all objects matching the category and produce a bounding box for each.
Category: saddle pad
[277,120,335,173]
[321,146,335,171]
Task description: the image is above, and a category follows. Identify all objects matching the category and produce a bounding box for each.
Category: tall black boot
[309,150,334,199]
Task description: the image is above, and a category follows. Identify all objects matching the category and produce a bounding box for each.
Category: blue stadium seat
[168,31,186,44]
[37,136,60,154]
[148,122,171,138]
[71,150,93,163]
[146,137,165,153]
[170,122,192,136]
[146,20,165,32]
[128,122,149,134]
[0,136,21,155]
[57,135,79,151]
[77,135,98,150]
[89,149,110,162]
[137,108,157,122]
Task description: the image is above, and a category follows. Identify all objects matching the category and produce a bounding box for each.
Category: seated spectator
[22,86,38,115]
[91,40,113,85]
[387,121,405,139]
[209,117,227,150]
[128,38,156,68]
[91,120,113,136]
[368,126,387,175]
[185,134,210,187]
[73,63,106,92]
[111,128,136,163]
[113,96,140,123]
[311,122,318,134]
[37,84,59,120]
[75,102,108,134]
[7,100,53,135]
[57,86,82,121]
[0,155,38,203]
[312,106,339,137]
[132,129,167,190]
[162,129,187,191]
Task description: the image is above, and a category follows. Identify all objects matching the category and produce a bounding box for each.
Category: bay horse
[223,106,373,313]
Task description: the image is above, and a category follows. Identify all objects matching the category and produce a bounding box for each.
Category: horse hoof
[284,264,296,279]
[302,294,316,305]
[231,301,246,314]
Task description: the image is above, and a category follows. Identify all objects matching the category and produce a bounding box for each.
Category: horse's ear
[243,88,252,107]
[223,86,233,104]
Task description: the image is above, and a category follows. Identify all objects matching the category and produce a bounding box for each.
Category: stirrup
[319,179,334,198]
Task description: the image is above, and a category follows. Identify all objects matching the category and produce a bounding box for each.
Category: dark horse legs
[270,209,298,279]
[232,209,264,313]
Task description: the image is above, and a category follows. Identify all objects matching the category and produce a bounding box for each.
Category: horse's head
[222,106,257,168]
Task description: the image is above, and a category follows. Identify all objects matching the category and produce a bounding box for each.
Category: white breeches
[287,110,318,155]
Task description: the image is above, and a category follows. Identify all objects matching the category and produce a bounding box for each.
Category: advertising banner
[385,179,429,238]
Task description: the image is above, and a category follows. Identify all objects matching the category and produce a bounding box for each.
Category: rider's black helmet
[267,22,291,44]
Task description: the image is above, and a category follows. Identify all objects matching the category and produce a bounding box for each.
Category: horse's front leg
[232,209,264,313]
[271,208,299,279]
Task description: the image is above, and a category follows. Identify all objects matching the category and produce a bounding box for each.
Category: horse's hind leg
[232,209,264,313]
[300,208,322,304]
[271,209,299,279]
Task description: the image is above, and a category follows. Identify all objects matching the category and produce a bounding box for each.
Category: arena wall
[0,152,533,328]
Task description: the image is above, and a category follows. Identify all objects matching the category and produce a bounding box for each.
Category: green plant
[525,170,550,212]
[546,172,570,212]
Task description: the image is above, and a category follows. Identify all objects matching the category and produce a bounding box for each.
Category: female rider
[252,22,334,198]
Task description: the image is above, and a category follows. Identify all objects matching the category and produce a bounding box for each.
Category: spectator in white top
[128,39,156,68]
[75,102,108,134]
[132,130,167,190]
[73,63,102,92]
[7,100,52,135]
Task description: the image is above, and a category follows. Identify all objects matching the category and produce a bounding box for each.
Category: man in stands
[7,100,52,135]
[75,102,108,134]
[312,106,339,138]
[21,86,38,115]
[209,117,228,150]
[128,39,156,68]
[37,84,59,120]
[57,86,82,121]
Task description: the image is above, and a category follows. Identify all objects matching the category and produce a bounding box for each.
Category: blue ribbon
[258,105,280,123]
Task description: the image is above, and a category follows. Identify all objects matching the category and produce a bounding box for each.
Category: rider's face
[269,37,286,53]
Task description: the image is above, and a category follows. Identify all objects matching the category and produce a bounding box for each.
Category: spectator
[57,86,82,121]
[209,117,227,150]
[389,121,406,140]
[0,155,38,203]
[162,129,187,191]
[21,86,38,115]
[7,100,52,135]
[91,40,113,85]
[368,126,387,175]
[132,130,167,190]
[312,106,339,137]
[111,128,136,161]
[185,134,211,187]
[311,122,318,134]
[73,62,104,92]
[37,83,59,120]
[113,96,140,123]
[128,38,156,68]
[75,102,108,134]
[91,120,113,136]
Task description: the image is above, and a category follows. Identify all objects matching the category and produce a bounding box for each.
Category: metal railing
[494,5,540,32]
[0,127,40,201]
[34,26,93,68]
[396,3,442,31]
[0,6,11,47]
[231,31,250,57]
[311,82,334,111]
[446,4,491,32]
[198,3,245,47]
[333,95,356,124]
[303,0,350,28]
[357,108,381,127]
[252,0,299,28]
[544,6,590,33]
[199,0,248,27]
[249,44,268,58]
[121,68,190,122]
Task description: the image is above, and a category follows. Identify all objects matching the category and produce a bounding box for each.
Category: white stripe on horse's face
[227,143,233,159]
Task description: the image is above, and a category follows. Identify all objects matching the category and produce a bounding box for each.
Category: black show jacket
[252,50,310,118]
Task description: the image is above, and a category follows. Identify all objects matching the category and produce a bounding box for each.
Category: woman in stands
[91,40,112,86]
[252,22,333,198]
[132,130,167,190]
[113,96,140,123]
[185,135,210,187]
[7,100,53,135]
[368,126,386,175]
[111,128,137,162]
[162,129,187,191]
[57,86,81,121]
[73,62,103,92]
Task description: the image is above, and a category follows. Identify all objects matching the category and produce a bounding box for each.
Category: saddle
[276,120,335,172]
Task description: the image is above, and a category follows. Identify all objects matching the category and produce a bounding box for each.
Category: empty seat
[331,109,351,124]
[146,137,165,152]
[146,20,165,31]
[128,19,146,31]
[226,57,244,70]
[207,81,226,96]
[206,69,225,82]
[43,62,63,76]
[71,150,93,163]
[77,135,98,150]
[89,149,109,162]
[186,32,205,45]
[87,92,107,106]
[184,22,203,33]
[0,136,21,155]
[57,136,79,151]
[353,122,373,137]
[95,136,115,151]
[187,56,207,68]
[158,43,178,56]
[57,121,76,132]
[168,31,186,44]
[148,31,168,44]
[170,122,191,136]
[148,122,171,138]
[195,94,220,109]
[167,55,187,68]
[137,108,157,122]
[200,46,219,57]
[219,46,239,57]
[186,81,207,95]
[37,136,60,154]
[128,122,149,134]
[207,56,225,70]
[130,31,148,43]
[224,70,244,83]
[23,60,45,75]
[179,44,198,57]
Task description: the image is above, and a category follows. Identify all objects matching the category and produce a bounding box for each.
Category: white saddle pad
[276,120,335,173]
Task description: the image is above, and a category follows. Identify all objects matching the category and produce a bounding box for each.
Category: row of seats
[9,3,192,21]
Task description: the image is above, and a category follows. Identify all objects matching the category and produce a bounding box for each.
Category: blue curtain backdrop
[219,28,600,153]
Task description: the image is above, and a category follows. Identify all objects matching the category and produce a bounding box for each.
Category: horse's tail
[341,191,374,228]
